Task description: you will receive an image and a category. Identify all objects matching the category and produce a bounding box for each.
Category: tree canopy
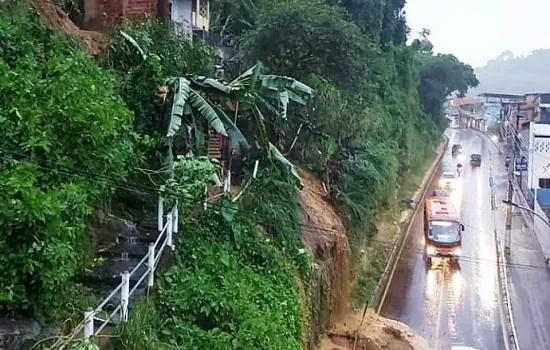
[410,31,479,121]
[245,0,376,90]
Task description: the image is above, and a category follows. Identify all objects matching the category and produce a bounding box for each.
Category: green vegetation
[114,211,304,350]
[0,6,137,319]
[1,0,479,348]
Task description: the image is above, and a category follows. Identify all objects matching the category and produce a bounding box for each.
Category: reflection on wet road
[379,128,506,350]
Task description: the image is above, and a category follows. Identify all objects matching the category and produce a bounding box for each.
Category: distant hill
[470,49,550,95]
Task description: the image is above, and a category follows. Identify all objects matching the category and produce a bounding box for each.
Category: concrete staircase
[75,217,167,313]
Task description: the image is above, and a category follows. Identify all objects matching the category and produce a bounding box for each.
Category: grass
[398,150,437,200]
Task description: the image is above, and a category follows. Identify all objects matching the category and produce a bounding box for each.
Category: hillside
[472,49,550,95]
[0,0,476,349]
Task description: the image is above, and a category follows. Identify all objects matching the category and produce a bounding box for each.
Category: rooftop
[478,93,523,99]
[426,197,459,221]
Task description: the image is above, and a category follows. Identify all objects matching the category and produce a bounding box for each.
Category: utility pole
[505,167,514,257]
[504,133,516,257]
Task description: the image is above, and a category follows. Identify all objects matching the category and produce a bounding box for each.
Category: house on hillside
[83,0,210,36]
[82,0,236,181]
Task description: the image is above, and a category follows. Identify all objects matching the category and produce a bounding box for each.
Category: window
[428,221,460,243]
[539,178,550,189]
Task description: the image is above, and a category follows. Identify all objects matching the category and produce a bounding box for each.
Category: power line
[2,147,547,271]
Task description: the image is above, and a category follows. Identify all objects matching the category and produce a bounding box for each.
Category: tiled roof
[451,96,481,106]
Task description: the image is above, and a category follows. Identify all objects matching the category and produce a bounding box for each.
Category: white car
[439,172,457,188]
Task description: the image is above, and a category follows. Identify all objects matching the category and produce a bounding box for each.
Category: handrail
[59,197,178,349]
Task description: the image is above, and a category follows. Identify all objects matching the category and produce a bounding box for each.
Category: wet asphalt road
[380,128,507,350]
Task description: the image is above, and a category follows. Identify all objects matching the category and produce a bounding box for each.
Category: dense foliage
[220,0,478,247]
[117,212,303,350]
[103,19,218,135]
[0,7,137,316]
[1,0,479,348]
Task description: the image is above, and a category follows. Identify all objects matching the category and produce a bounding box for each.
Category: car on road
[470,153,481,167]
[452,144,462,155]
[433,189,450,197]
[439,172,457,189]
[424,196,464,265]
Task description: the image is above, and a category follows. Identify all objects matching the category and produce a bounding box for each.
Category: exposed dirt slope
[319,310,431,350]
[299,169,350,322]
[27,0,106,56]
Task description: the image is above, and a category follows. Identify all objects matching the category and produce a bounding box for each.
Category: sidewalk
[499,138,550,348]
[505,189,550,348]
[509,161,550,261]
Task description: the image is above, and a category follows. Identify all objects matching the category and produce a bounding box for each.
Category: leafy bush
[161,155,220,213]
[149,212,303,350]
[241,162,313,278]
[0,7,137,317]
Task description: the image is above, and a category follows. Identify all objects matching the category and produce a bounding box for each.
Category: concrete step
[98,241,150,260]
[76,257,149,288]
[117,225,160,245]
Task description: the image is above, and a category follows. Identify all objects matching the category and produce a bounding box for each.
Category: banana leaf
[190,76,234,94]
[165,77,190,138]
[268,142,303,189]
[259,75,314,98]
[120,30,147,62]
[188,90,228,136]
[211,104,250,151]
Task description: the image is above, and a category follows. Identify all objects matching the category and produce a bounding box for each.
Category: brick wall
[126,0,157,16]
[83,0,159,29]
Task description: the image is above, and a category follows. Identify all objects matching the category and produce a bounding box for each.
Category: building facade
[516,123,550,207]
[83,0,210,35]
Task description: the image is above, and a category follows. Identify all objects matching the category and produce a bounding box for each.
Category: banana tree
[118,31,248,173]
[190,62,314,122]
[187,62,314,185]
[158,77,249,171]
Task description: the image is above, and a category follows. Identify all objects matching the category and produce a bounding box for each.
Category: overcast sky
[405,0,550,68]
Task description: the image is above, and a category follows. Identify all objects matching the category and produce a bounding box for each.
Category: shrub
[0,6,137,317]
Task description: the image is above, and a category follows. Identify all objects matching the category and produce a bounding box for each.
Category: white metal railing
[61,197,178,348]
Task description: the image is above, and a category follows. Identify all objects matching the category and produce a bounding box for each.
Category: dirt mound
[27,0,106,56]
[319,310,431,350]
[298,169,350,321]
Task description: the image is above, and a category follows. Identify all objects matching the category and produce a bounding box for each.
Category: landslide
[298,169,351,344]
[319,310,431,350]
[26,0,105,56]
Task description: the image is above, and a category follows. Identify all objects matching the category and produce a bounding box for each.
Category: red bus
[424,196,464,264]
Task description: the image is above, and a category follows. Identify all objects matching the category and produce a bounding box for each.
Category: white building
[520,123,550,206]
